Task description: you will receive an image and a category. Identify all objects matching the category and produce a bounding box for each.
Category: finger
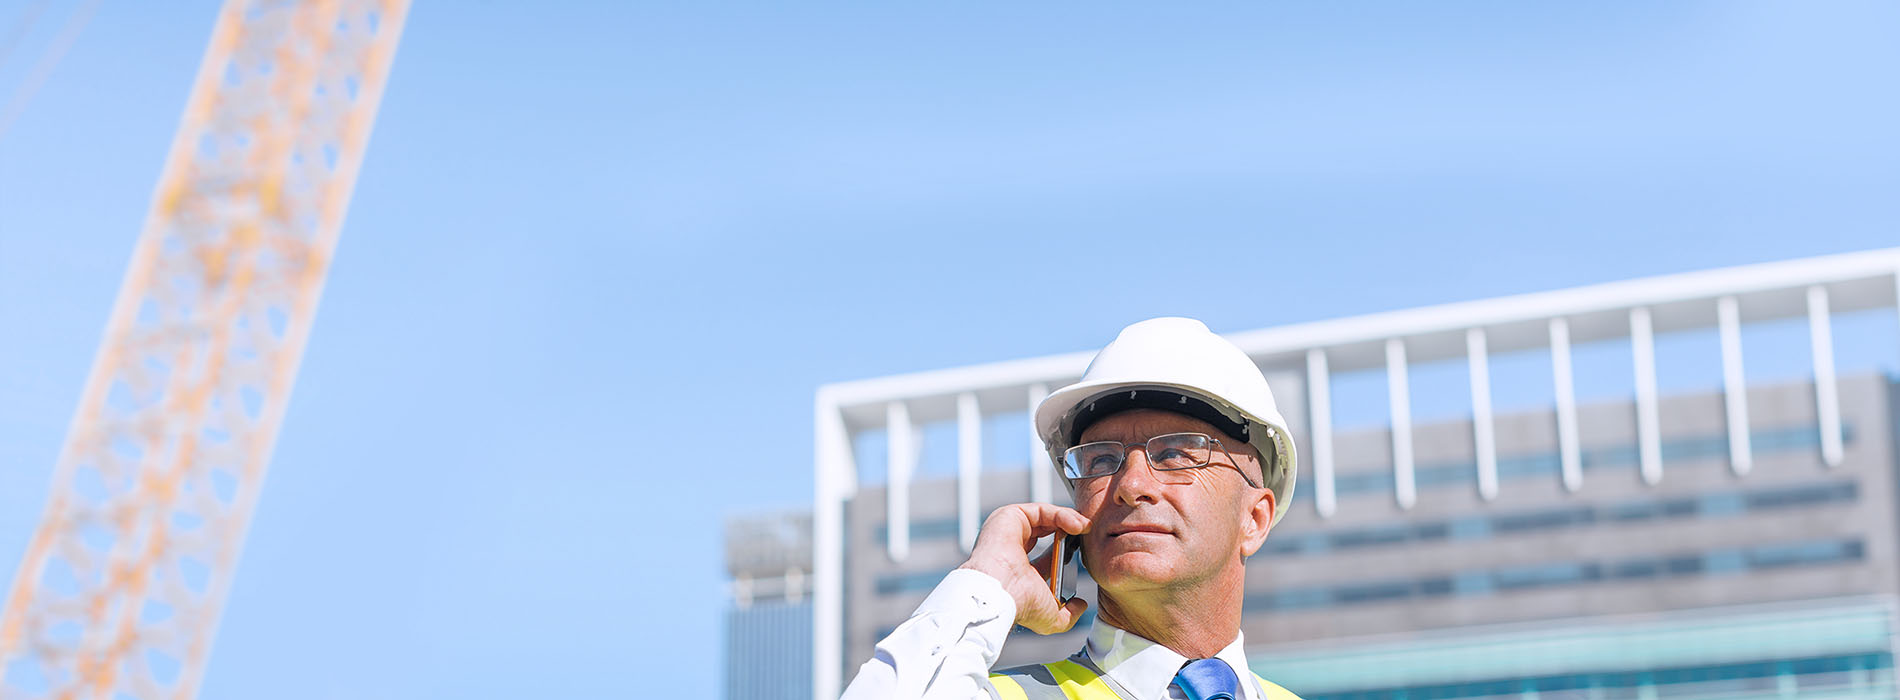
[1028,503,1090,532]
[1061,597,1090,631]
[1015,503,1091,541]
[1055,507,1091,536]
[973,506,1038,550]
[975,504,1091,557]
[1043,597,1091,635]
[989,504,1069,549]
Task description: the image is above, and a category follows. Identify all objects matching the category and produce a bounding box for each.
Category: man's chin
[1089,551,1183,589]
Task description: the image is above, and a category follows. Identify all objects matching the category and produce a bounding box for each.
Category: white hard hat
[1034,317,1298,525]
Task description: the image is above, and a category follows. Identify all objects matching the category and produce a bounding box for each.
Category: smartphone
[1048,534,1081,603]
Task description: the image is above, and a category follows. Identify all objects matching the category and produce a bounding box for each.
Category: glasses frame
[1061,431,1262,488]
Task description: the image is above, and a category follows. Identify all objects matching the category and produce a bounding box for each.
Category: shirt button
[931,645,943,656]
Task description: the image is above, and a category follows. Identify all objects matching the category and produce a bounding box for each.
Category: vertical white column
[1028,383,1053,503]
[1387,339,1416,510]
[1717,296,1753,475]
[1306,349,1336,517]
[1631,307,1662,485]
[812,396,856,700]
[1550,318,1583,492]
[956,393,982,554]
[1809,286,1844,467]
[1467,328,1499,501]
[886,401,913,562]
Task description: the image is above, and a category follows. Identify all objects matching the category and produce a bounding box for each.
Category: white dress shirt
[840,568,1263,700]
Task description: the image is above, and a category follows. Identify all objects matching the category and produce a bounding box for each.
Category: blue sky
[0,1,1897,697]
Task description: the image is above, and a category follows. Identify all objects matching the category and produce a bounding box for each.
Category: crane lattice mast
[0,1,408,697]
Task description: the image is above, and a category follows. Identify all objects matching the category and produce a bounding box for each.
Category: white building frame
[811,248,1900,700]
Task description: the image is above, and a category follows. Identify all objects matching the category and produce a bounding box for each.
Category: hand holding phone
[957,502,1091,635]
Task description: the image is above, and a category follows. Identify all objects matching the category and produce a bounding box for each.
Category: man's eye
[1154,449,1189,462]
[1088,455,1120,471]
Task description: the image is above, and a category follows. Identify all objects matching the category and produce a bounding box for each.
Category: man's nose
[1111,449,1164,506]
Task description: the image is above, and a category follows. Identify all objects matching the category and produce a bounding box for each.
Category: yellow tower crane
[0,1,408,697]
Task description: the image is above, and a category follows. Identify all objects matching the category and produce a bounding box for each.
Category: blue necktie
[1173,658,1241,700]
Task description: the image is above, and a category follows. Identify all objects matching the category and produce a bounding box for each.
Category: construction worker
[841,317,1304,700]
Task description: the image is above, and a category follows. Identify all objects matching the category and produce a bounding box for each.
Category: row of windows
[724,601,813,700]
[1303,651,1891,700]
[869,423,1855,550]
[874,518,962,546]
[1247,538,1864,612]
[875,569,955,595]
[1259,479,1857,557]
[876,533,1863,604]
[1319,423,1855,501]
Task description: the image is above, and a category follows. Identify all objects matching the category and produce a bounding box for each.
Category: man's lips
[1108,524,1174,537]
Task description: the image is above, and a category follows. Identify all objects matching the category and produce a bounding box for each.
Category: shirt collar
[1084,617,1255,700]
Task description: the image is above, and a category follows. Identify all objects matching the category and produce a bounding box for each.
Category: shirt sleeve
[838,568,1019,700]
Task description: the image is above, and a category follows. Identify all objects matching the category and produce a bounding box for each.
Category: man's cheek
[1077,486,1111,513]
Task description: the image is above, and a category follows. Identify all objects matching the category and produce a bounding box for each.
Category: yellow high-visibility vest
[987,656,1304,700]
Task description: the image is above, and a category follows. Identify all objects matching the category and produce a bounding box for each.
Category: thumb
[1051,597,1090,634]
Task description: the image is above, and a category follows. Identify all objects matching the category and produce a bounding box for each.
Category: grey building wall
[835,374,1898,680]
[1242,373,1896,646]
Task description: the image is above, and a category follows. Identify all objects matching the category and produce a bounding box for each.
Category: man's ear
[1239,487,1277,557]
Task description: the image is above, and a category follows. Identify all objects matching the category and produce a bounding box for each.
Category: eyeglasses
[1061,432,1260,488]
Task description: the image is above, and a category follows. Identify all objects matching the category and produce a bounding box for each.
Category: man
[841,317,1304,700]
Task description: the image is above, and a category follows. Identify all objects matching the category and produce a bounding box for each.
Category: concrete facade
[796,250,1900,699]
[834,373,1899,697]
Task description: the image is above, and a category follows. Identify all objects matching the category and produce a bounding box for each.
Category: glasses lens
[1064,442,1125,478]
[1147,433,1213,470]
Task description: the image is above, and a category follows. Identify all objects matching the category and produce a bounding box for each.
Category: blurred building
[788,249,1900,700]
[836,374,1894,700]
[724,512,813,700]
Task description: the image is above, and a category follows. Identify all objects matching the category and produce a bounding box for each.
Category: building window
[1749,539,1864,569]
[1266,479,1858,560]
[1299,651,1891,700]
[1316,422,1854,501]
[875,569,953,595]
[875,518,960,545]
[1492,562,1601,591]
[1247,538,1863,614]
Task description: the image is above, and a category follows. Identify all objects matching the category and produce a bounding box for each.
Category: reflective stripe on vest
[989,673,1031,700]
[988,658,1304,700]
[1258,677,1303,700]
